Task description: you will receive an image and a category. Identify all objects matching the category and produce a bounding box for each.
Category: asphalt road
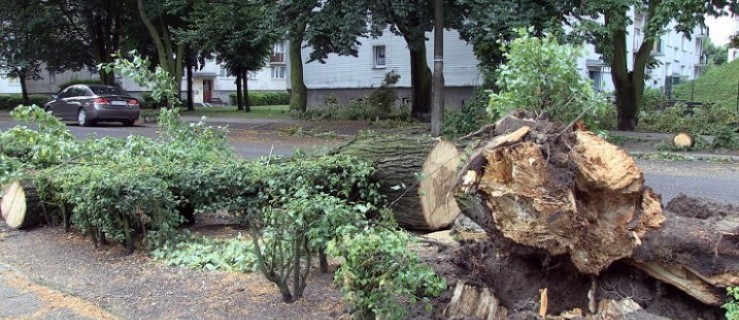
[1,116,737,206]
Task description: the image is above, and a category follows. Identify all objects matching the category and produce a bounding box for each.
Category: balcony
[270,53,285,64]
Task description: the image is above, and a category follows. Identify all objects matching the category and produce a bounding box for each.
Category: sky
[705,15,736,46]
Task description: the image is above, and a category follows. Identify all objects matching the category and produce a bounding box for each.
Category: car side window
[69,87,84,98]
[58,88,71,99]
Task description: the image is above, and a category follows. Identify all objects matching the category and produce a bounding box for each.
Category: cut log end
[672,132,695,149]
[1,181,44,230]
[418,140,462,230]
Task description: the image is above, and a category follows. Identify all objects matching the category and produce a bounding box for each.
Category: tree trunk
[289,19,308,113]
[186,62,194,111]
[1,180,45,229]
[336,135,461,230]
[444,281,509,319]
[19,71,29,106]
[235,69,243,111]
[431,0,445,136]
[408,41,433,121]
[242,69,250,112]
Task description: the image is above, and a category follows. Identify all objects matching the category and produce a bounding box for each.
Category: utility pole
[430,0,444,136]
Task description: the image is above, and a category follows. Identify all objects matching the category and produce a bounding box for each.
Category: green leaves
[100,52,181,109]
[488,29,610,128]
[328,227,446,319]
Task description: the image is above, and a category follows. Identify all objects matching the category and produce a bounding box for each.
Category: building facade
[21,41,289,103]
[296,8,708,109]
[728,16,739,63]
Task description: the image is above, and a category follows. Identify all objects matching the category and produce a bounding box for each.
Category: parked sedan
[44,84,140,127]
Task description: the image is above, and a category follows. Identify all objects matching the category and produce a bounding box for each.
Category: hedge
[228,91,290,106]
[0,94,53,110]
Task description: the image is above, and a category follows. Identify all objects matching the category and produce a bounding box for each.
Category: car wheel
[78,109,93,127]
[121,120,135,127]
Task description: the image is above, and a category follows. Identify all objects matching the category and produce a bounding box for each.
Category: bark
[186,61,194,111]
[19,70,29,106]
[431,0,444,136]
[336,135,461,230]
[242,69,250,112]
[235,70,243,111]
[1,180,45,229]
[289,18,308,113]
[406,38,433,120]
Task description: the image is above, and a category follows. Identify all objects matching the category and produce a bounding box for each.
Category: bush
[228,91,290,106]
[444,88,490,136]
[638,103,738,135]
[367,71,400,114]
[488,28,609,128]
[641,88,667,112]
[0,94,52,110]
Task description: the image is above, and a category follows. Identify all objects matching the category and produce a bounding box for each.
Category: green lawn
[179,105,291,119]
[672,59,739,109]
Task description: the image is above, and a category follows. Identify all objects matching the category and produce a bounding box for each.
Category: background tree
[48,0,137,84]
[306,0,466,120]
[0,0,88,103]
[574,0,738,130]
[175,0,276,112]
[136,0,188,105]
[260,0,321,113]
[703,38,728,67]
[457,0,579,85]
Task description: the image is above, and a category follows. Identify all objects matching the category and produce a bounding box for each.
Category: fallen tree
[336,135,461,231]
[452,111,739,311]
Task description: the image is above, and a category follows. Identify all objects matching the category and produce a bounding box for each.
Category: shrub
[0,95,52,110]
[488,28,609,128]
[638,103,738,135]
[724,287,739,320]
[444,88,490,136]
[328,227,447,319]
[228,91,290,106]
[641,88,667,112]
[367,71,400,114]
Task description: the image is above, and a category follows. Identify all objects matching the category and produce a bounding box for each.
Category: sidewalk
[0,263,115,320]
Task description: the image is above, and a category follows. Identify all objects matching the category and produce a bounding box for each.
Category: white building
[22,41,289,103]
[0,73,22,94]
[297,9,708,109]
[728,16,739,63]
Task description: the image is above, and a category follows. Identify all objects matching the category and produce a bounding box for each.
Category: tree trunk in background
[407,39,433,121]
[186,63,194,111]
[235,69,243,111]
[19,70,29,106]
[242,69,250,112]
[289,18,308,113]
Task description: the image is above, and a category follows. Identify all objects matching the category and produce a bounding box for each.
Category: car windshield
[90,86,128,96]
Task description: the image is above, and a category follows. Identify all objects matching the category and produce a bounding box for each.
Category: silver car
[44,84,141,127]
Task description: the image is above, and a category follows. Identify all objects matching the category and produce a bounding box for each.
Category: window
[247,71,258,80]
[652,37,663,55]
[219,66,228,77]
[271,66,286,79]
[373,45,386,68]
[49,72,56,84]
[271,41,286,64]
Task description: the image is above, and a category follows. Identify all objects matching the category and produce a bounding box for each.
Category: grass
[180,105,290,119]
[672,59,739,110]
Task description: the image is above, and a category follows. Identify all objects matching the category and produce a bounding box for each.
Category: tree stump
[454,112,739,306]
[672,132,694,149]
[337,135,461,230]
[1,180,45,229]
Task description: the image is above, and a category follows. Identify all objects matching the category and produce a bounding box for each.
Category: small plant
[328,227,446,319]
[724,287,739,320]
[488,28,609,128]
[444,88,489,136]
[367,71,401,114]
[152,234,259,272]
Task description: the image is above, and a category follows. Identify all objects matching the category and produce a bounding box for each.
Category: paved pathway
[0,264,114,320]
